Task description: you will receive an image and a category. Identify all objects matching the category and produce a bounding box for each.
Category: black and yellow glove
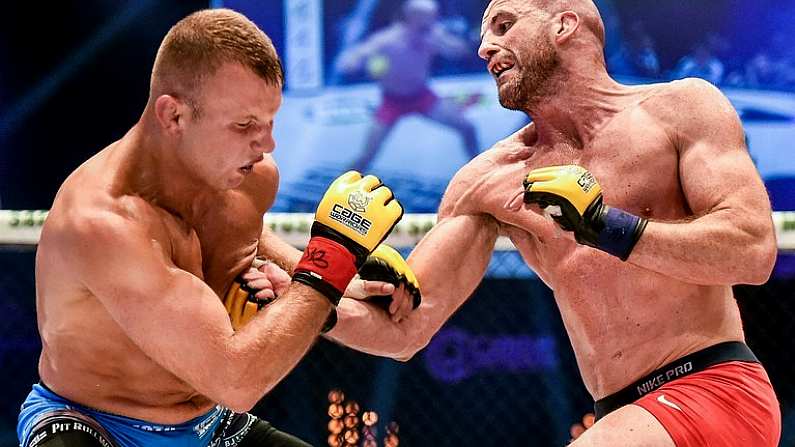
[223,280,274,330]
[293,171,403,331]
[358,244,421,311]
[523,165,647,261]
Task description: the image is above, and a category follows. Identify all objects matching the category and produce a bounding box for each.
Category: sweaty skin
[444,81,769,396]
[36,63,330,423]
[328,0,776,427]
[331,79,774,398]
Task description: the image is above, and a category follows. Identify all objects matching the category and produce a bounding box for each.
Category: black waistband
[593,341,758,420]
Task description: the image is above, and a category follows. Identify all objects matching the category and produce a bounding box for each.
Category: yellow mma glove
[293,171,404,331]
[523,165,647,261]
[223,280,274,330]
[312,171,404,257]
[358,244,421,311]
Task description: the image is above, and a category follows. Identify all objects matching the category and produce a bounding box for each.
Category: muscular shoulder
[238,155,279,213]
[439,154,493,218]
[642,78,744,148]
[50,194,169,265]
[644,78,730,114]
[439,127,531,219]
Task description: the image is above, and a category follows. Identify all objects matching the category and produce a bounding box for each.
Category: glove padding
[313,171,404,263]
[358,244,421,311]
[223,280,275,330]
[293,171,404,315]
[523,165,647,261]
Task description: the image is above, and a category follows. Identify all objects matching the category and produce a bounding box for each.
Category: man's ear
[154,94,187,135]
[552,11,581,45]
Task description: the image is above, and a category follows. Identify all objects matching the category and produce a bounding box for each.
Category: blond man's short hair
[150,8,283,116]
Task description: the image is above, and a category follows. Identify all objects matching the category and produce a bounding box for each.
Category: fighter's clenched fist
[293,171,404,311]
[523,165,647,261]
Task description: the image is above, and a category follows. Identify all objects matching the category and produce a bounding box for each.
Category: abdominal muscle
[511,231,745,399]
[38,290,217,424]
[35,224,259,425]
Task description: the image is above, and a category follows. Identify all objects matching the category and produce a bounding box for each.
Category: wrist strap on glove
[292,236,358,306]
[292,236,355,334]
[584,199,648,261]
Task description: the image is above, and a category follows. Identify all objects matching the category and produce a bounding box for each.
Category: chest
[196,194,266,295]
[165,193,269,297]
[492,122,684,226]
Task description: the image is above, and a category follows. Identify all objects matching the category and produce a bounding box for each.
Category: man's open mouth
[490,60,516,79]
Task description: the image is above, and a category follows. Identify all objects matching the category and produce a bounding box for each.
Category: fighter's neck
[117,123,213,225]
[527,70,635,148]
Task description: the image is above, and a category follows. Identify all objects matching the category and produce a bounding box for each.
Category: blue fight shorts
[17,383,310,447]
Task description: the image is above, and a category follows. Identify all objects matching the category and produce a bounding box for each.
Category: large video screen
[219,0,795,213]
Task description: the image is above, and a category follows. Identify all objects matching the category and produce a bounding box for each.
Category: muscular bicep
[674,80,770,217]
[410,214,497,294]
[626,81,776,284]
[415,155,501,319]
[69,214,233,389]
[257,225,302,273]
[395,214,498,356]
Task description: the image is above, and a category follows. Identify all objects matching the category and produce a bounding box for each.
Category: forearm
[257,225,302,273]
[328,214,498,359]
[234,170,405,398]
[629,209,776,285]
[328,299,418,360]
[218,283,332,410]
[522,161,776,285]
[101,267,332,413]
[626,79,778,286]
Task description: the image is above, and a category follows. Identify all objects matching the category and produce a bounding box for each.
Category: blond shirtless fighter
[17,9,404,447]
[325,1,783,445]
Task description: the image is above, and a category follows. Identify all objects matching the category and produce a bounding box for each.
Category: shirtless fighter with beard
[325,1,782,445]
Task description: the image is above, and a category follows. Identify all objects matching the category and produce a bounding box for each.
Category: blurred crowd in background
[324,0,795,91]
[608,22,795,90]
[2,0,795,210]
